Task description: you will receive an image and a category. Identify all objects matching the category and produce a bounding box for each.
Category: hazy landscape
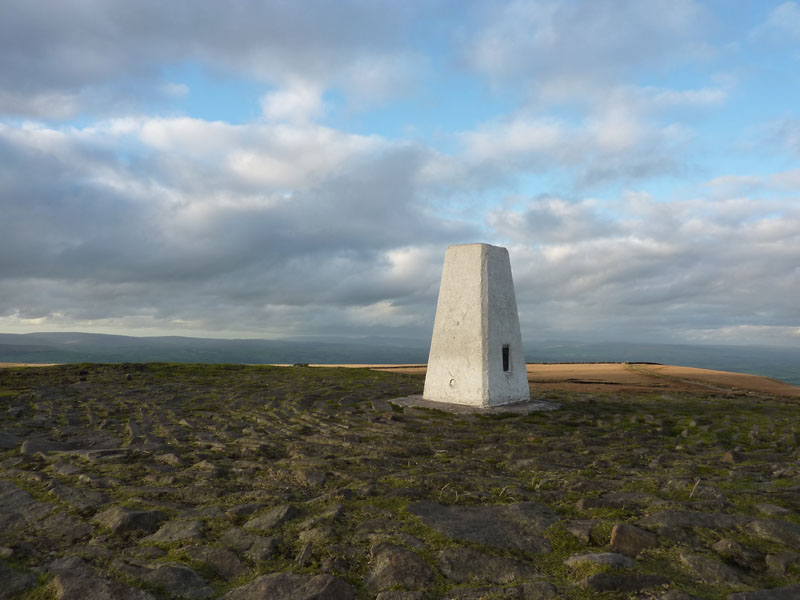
[1,333,799,386]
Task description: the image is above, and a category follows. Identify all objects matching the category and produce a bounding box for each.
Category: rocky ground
[1,363,799,600]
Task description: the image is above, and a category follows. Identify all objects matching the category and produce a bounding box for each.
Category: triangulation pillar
[423,243,530,406]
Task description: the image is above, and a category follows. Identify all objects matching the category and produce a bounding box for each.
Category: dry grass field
[337,363,800,399]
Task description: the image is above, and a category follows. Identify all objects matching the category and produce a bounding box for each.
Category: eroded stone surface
[408,501,557,553]
[219,527,280,561]
[610,523,658,557]
[438,547,537,584]
[140,564,214,600]
[584,572,671,593]
[91,507,164,535]
[639,510,748,530]
[3,363,800,600]
[366,543,435,593]
[375,592,424,600]
[0,432,21,450]
[0,559,35,599]
[728,584,800,599]
[243,504,298,532]
[565,552,633,569]
[0,480,54,534]
[221,572,353,600]
[184,545,247,580]
[679,552,744,588]
[143,519,205,543]
[46,556,156,600]
[747,519,800,549]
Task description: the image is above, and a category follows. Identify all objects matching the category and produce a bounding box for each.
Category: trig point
[424,243,530,406]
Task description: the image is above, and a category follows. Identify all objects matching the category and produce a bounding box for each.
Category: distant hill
[0,332,427,366]
[0,332,798,386]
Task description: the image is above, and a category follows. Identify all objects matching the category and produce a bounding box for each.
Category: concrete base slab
[388,395,559,414]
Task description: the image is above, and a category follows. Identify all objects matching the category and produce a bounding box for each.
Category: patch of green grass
[11,575,58,600]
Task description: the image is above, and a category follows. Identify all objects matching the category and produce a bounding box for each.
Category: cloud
[261,80,325,123]
[706,168,800,197]
[0,0,437,119]
[487,195,621,243]
[750,1,800,43]
[1,112,798,345]
[453,0,725,188]
[765,117,800,157]
[465,0,711,101]
[772,168,800,188]
[461,116,567,163]
[492,188,800,344]
[0,117,476,338]
[1,0,798,350]
[457,108,691,186]
[705,174,764,198]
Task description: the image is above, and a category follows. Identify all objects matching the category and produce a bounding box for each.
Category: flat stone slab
[408,501,558,553]
[443,582,558,599]
[219,528,280,561]
[728,584,800,599]
[48,483,109,511]
[0,480,55,535]
[565,552,633,569]
[390,395,559,414]
[221,572,353,600]
[0,431,22,450]
[0,559,35,598]
[679,552,744,588]
[46,556,156,600]
[184,546,246,581]
[243,504,298,532]
[438,547,537,584]
[143,519,205,543]
[367,543,434,593]
[583,572,670,593]
[610,523,659,557]
[638,510,749,530]
[747,519,800,549]
[92,507,164,535]
[140,564,214,600]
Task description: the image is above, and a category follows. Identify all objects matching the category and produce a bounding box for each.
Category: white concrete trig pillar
[423,243,530,406]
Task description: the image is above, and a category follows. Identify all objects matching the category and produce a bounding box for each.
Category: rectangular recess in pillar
[502,345,510,372]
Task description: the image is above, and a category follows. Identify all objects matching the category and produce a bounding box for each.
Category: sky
[1,0,799,347]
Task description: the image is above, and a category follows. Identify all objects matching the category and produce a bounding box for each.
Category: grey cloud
[767,118,800,157]
[496,191,800,344]
[0,120,475,338]
[576,153,687,188]
[457,112,693,189]
[0,0,441,118]
[465,0,711,97]
[749,1,800,44]
[487,195,622,243]
[2,111,798,346]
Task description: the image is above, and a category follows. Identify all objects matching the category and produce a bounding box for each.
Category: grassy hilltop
[1,363,799,599]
